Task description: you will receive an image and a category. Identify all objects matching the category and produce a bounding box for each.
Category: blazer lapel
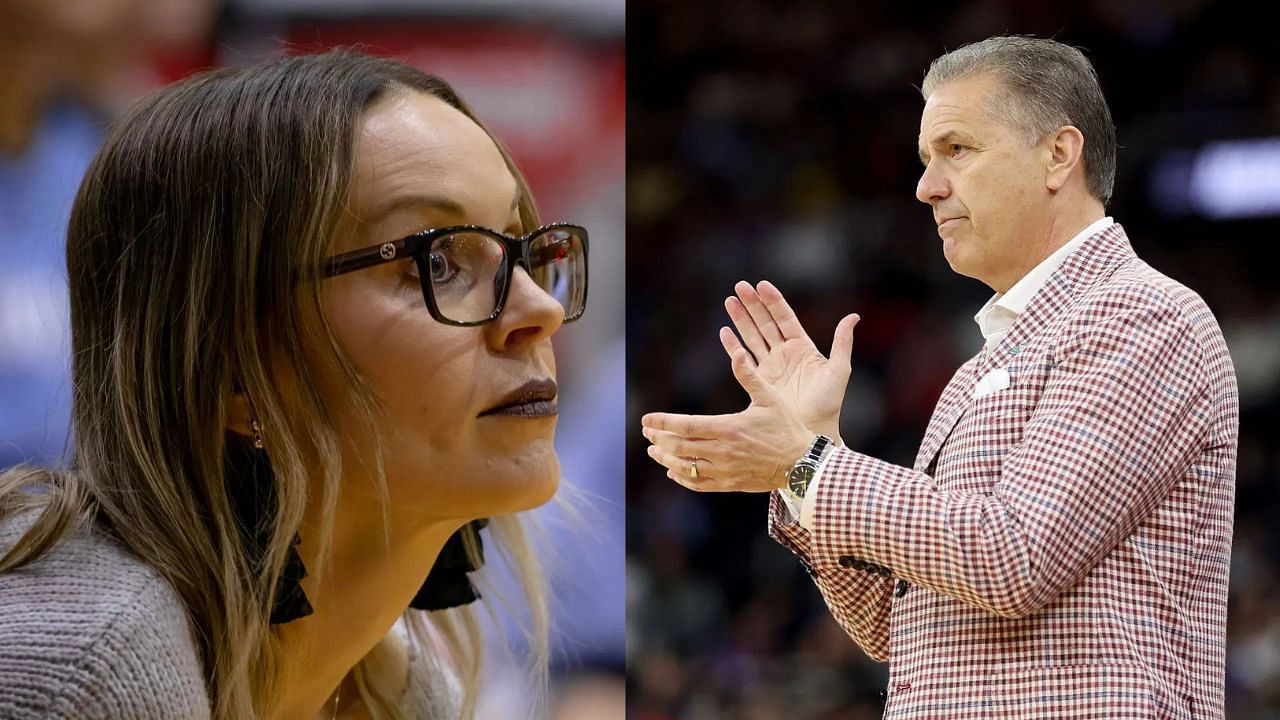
[917,223,1138,475]
[974,223,1137,379]
[974,273,1072,378]
[913,356,980,474]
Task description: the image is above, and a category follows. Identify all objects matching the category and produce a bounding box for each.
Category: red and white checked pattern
[770,224,1238,719]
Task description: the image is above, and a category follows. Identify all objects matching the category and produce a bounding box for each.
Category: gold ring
[689,458,699,479]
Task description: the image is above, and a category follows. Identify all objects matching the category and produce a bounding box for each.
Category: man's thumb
[830,313,860,369]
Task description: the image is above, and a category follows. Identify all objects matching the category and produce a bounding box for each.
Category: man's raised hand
[722,280,859,444]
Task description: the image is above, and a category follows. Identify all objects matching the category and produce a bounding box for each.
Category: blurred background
[0,1,623,718]
[627,1,1280,718]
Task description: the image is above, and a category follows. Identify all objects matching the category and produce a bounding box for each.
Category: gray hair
[922,35,1117,204]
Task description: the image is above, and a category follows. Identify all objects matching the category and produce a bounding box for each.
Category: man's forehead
[921,74,998,121]
[917,117,980,151]
[918,85,999,145]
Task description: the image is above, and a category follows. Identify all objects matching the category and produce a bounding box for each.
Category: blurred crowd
[627,1,1280,718]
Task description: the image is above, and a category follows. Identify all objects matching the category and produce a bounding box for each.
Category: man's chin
[941,235,963,266]
[941,239,984,283]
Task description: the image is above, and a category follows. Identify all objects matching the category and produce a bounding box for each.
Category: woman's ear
[226,391,255,438]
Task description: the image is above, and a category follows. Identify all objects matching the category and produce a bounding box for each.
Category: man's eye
[950,144,966,157]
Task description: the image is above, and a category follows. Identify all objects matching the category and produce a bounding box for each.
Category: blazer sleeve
[768,489,895,660]
[803,286,1214,619]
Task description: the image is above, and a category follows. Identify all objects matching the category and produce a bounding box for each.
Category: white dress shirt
[782,216,1114,529]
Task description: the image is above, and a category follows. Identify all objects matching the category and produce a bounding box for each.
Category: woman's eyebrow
[371,186,522,222]
[372,194,466,221]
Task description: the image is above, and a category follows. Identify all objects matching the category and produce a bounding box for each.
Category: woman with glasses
[0,49,587,719]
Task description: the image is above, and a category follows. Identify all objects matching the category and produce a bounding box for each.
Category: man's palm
[721,281,860,441]
[752,335,847,430]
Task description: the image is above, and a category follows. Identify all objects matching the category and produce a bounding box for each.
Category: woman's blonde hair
[0,49,548,718]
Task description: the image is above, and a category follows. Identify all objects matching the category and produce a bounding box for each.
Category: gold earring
[251,418,265,449]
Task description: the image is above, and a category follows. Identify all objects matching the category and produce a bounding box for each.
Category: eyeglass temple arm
[323,239,411,278]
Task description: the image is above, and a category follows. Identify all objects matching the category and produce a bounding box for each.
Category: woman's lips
[480,378,558,417]
[481,399,558,417]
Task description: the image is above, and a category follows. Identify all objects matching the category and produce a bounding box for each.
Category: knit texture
[0,510,461,719]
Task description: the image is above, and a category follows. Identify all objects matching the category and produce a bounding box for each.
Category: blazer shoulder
[1073,256,1221,342]
[1066,255,1235,404]
[0,511,210,719]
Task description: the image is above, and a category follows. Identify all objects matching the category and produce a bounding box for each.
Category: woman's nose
[485,268,566,352]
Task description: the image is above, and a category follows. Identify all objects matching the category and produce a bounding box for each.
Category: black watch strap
[801,435,833,466]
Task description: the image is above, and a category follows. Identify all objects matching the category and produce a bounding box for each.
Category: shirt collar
[974,216,1114,330]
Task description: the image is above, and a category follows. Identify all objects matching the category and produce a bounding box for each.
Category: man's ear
[1045,125,1086,193]
[226,390,255,438]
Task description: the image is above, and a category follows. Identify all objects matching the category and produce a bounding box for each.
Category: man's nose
[916,162,950,205]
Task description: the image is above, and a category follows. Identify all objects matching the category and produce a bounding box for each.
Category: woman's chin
[388,445,560,518]
[507,458,561,511]
[476,445,561,514]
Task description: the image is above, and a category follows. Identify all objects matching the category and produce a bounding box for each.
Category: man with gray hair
[642,36,1238,718]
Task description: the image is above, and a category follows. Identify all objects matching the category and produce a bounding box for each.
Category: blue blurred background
[626,1,1280,718]
[0,1,623,718]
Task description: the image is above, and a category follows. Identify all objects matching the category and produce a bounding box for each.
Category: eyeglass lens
[423,226,585,323]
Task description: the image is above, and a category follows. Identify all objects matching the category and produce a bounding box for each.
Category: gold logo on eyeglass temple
[379,243,396,260]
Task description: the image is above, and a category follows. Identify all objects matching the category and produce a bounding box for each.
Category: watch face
[788,465,815,496]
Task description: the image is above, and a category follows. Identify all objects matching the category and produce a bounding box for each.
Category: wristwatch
[787,434,834,499]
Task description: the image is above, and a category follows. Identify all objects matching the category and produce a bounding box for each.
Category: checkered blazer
[769,224,1238,719]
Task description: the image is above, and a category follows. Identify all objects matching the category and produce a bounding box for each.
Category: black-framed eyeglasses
[323,223,588,327]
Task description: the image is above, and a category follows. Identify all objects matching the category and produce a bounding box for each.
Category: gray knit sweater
[0,511,460,719]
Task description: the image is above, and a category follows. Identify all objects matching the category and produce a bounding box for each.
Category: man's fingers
[648,444,719,485]
[724,297,767,360]
[646,443,691,473]
[667,469,707,492]
[756,281,809,343]
[830,313,861,370]
[719,325,755,369]
[643,427,720,462]
[735,281,785,348]
[667,469,735,492]
[729,348,774,402]
[641,411,726,438]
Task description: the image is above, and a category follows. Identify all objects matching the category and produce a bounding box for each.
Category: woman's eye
[427,251,459,284]
[950,143,966,157]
